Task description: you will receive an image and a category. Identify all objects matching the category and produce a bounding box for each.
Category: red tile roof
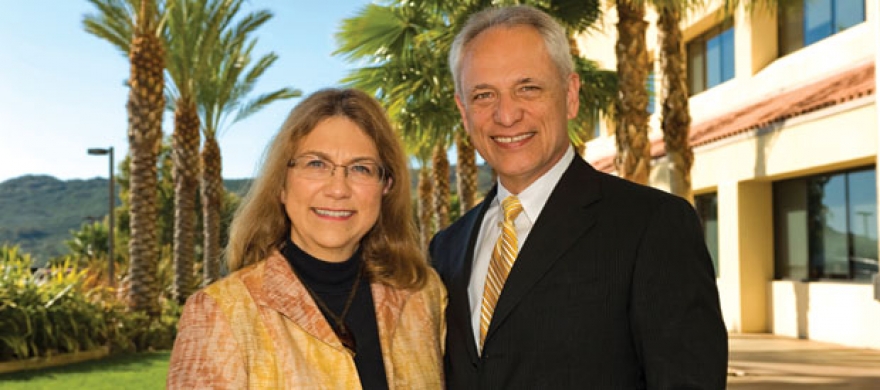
[589,60,876,173]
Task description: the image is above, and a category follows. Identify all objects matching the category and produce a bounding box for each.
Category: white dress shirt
[467,146,575,348]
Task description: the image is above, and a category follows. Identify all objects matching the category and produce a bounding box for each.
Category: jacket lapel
[484,159,602,344]
[372,282,414,382]
[259,252,342,350]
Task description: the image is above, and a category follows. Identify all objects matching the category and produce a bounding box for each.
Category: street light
[87,147,115,287]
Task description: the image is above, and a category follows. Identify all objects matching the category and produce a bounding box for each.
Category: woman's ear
[383,177,393,195]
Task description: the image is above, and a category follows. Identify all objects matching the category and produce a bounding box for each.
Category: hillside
[0,175,111,263]
[0,167,491,265]
[0,175,253,265]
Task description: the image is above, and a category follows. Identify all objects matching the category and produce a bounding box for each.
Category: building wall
[580,0,880,349]
[771,281,880,348]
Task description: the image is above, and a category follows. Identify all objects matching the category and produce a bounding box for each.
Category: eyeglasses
[287,154,387,185]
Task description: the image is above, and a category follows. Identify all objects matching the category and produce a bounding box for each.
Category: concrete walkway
[728,333,880,389]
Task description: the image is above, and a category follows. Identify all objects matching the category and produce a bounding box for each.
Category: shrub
[0,244,180,362]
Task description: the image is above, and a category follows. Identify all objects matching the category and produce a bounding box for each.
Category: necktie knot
[501,196,523,223]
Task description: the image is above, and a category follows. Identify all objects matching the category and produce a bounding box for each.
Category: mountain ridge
[0,167,492,264]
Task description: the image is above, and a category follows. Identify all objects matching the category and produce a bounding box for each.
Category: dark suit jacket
[429,157,728,389]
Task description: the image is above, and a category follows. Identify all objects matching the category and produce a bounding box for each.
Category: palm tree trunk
[201,136,224,285]
[418,165,434,251]
[126,0,164,317]
[172,99,200,303]
[614,0,651,185]
[658,5,694,203]
[455,131,477,215]
[432,143,451,230]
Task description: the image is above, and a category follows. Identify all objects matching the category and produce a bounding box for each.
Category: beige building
[580,0,880,349]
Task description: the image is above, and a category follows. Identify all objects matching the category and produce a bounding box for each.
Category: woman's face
[280,116,388,262]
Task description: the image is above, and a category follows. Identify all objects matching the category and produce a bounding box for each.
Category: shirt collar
[495,146,574,223]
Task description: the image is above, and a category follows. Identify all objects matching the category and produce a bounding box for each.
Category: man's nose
[493,94,523,126]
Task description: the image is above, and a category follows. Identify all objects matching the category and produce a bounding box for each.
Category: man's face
[455,25,579,194]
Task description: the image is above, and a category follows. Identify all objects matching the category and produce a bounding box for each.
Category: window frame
[773,166,878,282]
[695,192,720,277]
[778,0,866,57]
[686,19,735,96]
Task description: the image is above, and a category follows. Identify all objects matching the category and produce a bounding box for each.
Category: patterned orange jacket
[167,251,446,389]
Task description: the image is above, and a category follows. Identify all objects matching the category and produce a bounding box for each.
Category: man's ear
[566,72,580,120]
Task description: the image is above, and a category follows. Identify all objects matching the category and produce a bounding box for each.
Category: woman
[167,88,445,389]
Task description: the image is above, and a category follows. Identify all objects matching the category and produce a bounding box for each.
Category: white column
[873,0,880,301]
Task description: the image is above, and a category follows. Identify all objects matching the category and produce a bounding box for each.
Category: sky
[0,0,375,183]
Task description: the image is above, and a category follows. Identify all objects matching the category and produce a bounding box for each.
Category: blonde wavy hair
[225,88,428,289]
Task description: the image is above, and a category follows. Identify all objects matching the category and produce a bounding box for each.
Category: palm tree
[455,129,478,214]
[655,0,776,200]
[415,150,435,251]
[84,0,166,315]
[654,0,701,203]
[197,8,300,284]
[164,0,237,303]
[614,0,652,185]
[432,142,452,229]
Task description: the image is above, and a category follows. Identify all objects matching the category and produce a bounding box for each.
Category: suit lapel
[485,159,603,344]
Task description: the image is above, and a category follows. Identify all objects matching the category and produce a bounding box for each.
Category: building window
[687,19,735,95]
[591,116,602,139]
[773,167,878,281]
[695,193,720,277]
[778,0,865,56]
[646,68,656,115]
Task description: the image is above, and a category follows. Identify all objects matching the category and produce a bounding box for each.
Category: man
[429,5,728,389]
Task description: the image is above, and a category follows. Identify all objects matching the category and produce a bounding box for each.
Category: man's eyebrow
[469,83,493,93]
[468,78,538,93]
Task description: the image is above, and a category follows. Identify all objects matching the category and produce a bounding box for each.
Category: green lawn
[0,351,170,390]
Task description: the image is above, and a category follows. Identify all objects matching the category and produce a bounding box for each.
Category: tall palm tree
[432,142,452,229]
[197,8,300,284]
[164,0,236,303]
[614,0,652,185]
[654,0,701,203]
[654,0,776,200]
[455,129,478,214]
[84,0,167,315]
[415,150,435,251]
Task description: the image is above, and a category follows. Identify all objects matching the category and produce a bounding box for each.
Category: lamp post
[87,147,115,287]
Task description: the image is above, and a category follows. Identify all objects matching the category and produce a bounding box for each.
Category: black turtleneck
[281,238,388,390]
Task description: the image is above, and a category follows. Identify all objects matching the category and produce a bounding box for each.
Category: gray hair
[449,5,574,96]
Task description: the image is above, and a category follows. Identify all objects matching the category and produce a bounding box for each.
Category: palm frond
[82,0,138,56]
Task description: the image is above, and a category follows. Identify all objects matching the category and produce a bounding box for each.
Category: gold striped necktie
[480,195,523,348]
